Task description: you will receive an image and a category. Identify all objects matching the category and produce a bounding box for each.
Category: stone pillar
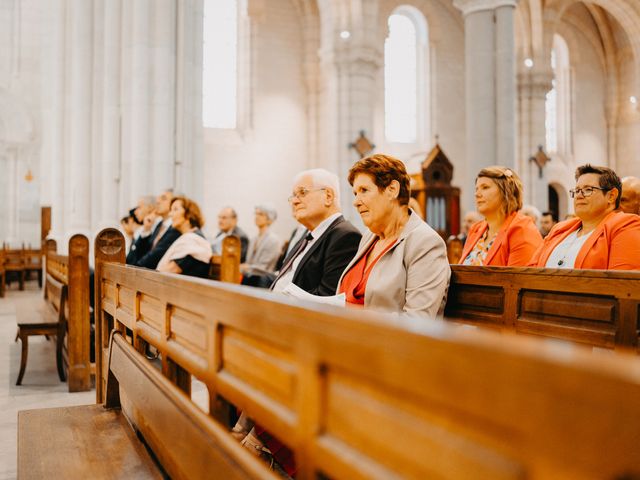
[150,0,176,193]
[67,0,93,238]
[454,0,519,211]
[175,0,204,201]
[45,0,66,242]
[100,0,121,228]
[319,39,381,221]
[517,68,552,208]
[130,0,151,200]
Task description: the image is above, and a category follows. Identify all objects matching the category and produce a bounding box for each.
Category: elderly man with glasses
[529,164,640,270]
[270,168,361,295]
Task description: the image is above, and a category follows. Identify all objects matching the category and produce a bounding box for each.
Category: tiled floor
[0,281,94,479]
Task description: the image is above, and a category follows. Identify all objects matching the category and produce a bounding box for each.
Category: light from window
[385,14,418,143]
[202,0,238,129]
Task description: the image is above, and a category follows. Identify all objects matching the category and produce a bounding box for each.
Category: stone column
[517,68,552,208]
[130,0,151,200]
[67,0,93,238]
[44,0,66,242]
[100,0,121,228]
[454,0,519,211]
[150,0,176,193]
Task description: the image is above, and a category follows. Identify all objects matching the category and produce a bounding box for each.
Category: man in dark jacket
[271,168,361,295]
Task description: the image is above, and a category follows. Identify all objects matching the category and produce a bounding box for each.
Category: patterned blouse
[462,229,495,266]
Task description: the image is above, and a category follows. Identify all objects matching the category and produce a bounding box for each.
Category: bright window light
[202,0,238,129]
[384,14,418,143]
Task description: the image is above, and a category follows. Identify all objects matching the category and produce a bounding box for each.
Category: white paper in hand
[281,282,346,307]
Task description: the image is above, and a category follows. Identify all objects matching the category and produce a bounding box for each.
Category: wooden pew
[3,245,25,290]
[445,265,640,351]
[15,235,92,391]
[0,248,5,297]
[210,235,242,283]
[19,227,640,479]
[22,245,43,287]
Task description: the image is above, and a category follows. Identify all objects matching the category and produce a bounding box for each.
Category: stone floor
[0,281,94,479]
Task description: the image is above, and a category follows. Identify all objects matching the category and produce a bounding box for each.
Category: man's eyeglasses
[569,186,609,198]
[288,188,326,203]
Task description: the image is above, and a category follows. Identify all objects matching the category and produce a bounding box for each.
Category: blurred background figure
[620,176,640,215]
[240,204,282,276]
[539,211,558,238]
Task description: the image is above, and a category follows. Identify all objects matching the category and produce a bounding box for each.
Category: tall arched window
[546,35,571,155]
[384,7,429,144]
[202,0,238,129]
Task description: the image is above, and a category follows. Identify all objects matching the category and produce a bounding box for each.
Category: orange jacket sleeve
[608,217,640,270]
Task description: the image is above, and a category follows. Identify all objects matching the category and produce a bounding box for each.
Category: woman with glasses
[338,154,450,317]
[459,166,542,266]
[529,164,640,270]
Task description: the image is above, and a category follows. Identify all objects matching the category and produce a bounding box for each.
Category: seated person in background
[520,204,541,230]
[620,176,640,215]
[529,164,640,270]
[240,205,282,276]
[274,223,308,271]
[270,168,361,295]
[120,214,137,253]
[458,210,483,245]
[459,166,542,266]
[338,154,450,318]
[540,211,557,238]
[157,196,212,278]
[212,207,249,263]
[127,189,181,269]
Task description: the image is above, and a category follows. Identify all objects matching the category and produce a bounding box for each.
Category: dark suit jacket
[126,222,181,269]
[216,226,249,263]
[291,216,361,296]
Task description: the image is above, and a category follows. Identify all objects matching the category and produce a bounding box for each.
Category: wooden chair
[22,247,43,287]
[16,274,67,385]
[4,246,25,291]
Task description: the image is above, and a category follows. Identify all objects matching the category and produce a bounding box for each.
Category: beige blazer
[338,211,451,318]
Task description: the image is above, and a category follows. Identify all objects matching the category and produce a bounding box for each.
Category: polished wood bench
[22,246,43,287]
[18,227,640,479]
[3,246,25,291]
[15,235,91,391]
[445,265,640,350]
[210,235,241,283]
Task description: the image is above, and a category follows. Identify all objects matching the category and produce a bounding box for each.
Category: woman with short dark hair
[529,164,640,270]
[338,154,450,317]
[156,196,212,278]
[459,166,542,266]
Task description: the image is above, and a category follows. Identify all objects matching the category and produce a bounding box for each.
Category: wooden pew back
[210,235,242,283]
[94,229,640,479]
[445,265,640,350]
[45,235,91,391]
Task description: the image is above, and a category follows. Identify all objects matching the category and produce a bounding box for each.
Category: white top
[545,229,593,269]
[272,212,342,293]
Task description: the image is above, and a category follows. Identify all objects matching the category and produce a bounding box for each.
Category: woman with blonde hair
[459,166,542,266]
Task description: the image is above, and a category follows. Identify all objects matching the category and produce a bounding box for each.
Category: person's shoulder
[405,216,445,247]
[233,226,249,239]
[605,211,640,231]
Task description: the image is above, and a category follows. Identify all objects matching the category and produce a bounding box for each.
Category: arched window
[384,7,429,144]
[202,0,238,129]
[546,35,571,155]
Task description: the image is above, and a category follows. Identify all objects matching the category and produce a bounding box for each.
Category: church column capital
[453,0,519,16]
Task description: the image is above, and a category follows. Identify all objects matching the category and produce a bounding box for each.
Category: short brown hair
[476,166,523,216]
[171,196,205,229]
[348,154,411,206]
[575,164,621,209]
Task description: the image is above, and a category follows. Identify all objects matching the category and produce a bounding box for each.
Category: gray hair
[294,168,341,206]
[255,204,277,222]
[140,195,156,208]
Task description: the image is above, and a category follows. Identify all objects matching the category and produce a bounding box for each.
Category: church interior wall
[202,0,309,240]
[373,0,466,207]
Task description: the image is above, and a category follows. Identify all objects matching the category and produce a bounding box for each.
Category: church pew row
[17,228,640,479]
[18,235,92,391]
[445,265,640,351]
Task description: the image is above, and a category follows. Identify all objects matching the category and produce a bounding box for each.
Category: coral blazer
[459,212,542,266]
[528,211,640,270]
